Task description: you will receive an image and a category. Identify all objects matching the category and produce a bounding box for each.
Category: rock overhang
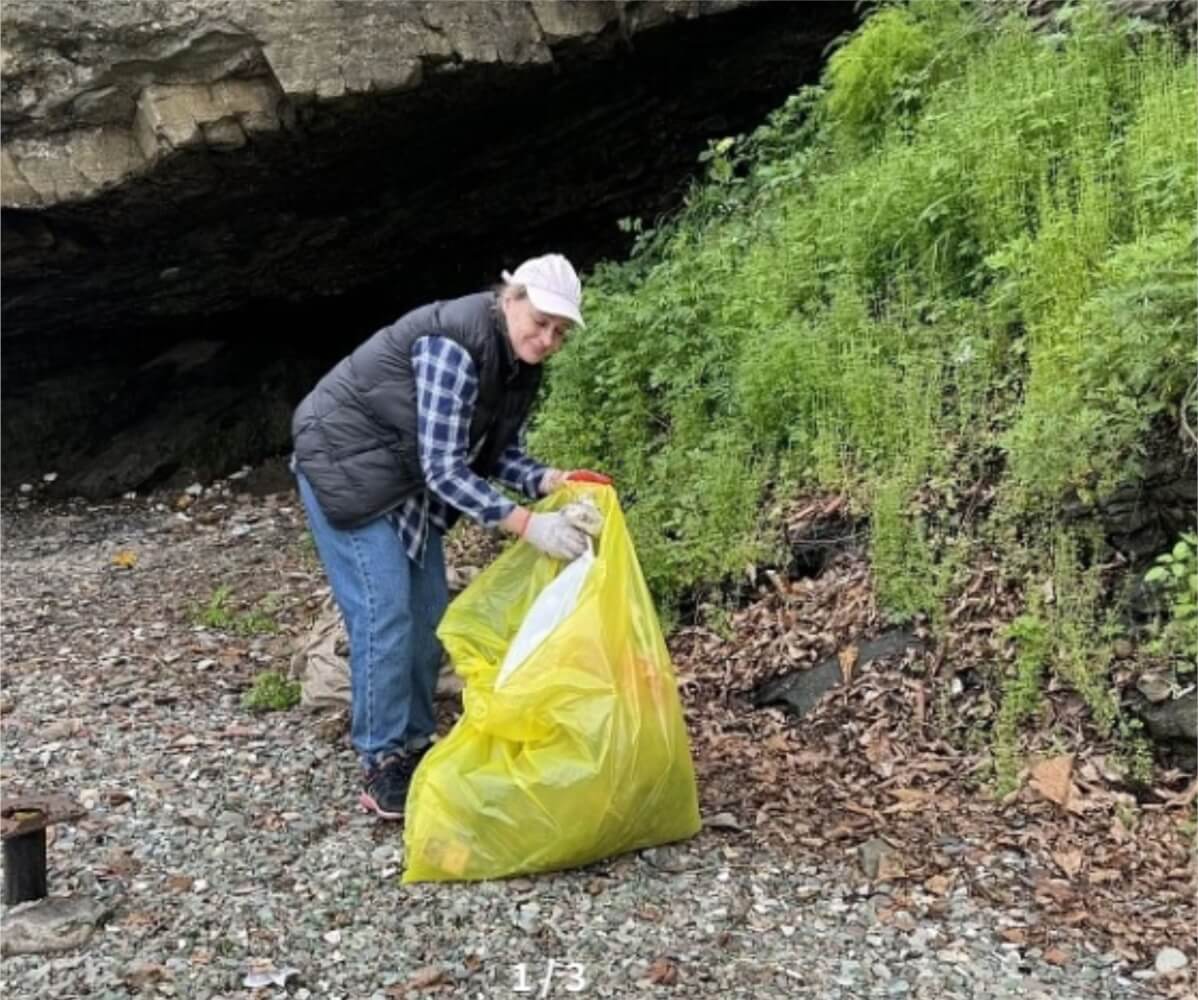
[0,0,860,495]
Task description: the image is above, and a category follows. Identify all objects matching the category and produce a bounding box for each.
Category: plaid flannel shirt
[390,336,547,561]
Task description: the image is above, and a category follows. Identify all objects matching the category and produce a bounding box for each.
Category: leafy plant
[870,476,938,622]
[242,672,301,713]
[824,1,972,145]
[190,585,279,636]
[192,585,236,630]
[994,613,1049,796]
[235,604,280,637]
[297,529,320,569]
[1144,532,1198,667]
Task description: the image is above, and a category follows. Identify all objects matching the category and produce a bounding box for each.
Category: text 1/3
[511,960,587,995]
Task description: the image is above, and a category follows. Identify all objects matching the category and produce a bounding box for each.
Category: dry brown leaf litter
[671,493,1195,994]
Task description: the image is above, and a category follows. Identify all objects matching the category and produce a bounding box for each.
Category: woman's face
[502,293,573,365]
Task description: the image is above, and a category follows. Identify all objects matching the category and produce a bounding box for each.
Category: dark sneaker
[359,749,427,820]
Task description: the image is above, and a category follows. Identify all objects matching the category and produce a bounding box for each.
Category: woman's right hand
[521,511,588,561]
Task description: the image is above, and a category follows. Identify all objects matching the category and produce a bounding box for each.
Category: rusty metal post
[3,823,47,904]
[1,794,84,905]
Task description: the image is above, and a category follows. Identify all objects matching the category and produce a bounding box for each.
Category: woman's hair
[494,281,528,303]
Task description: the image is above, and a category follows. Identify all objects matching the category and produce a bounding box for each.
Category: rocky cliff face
[1,1,859,497]
[2,1,749,206]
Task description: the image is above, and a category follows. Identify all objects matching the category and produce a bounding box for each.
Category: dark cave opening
[1,2,859,497]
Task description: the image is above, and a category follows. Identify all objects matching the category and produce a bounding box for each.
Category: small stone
[704,811,740,830]
[936,837,970,857]
[1155,948,1188,974]
[937,948,969,964]
[42,717,83,740]
[910,926,940,951]
[1137,672,1173,703]
[514,903,540,935]
[858,838,900,880]
[2,896,111,956]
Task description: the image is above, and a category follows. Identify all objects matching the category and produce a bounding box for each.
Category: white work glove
[523,511,589,561]
[561,498,603,538]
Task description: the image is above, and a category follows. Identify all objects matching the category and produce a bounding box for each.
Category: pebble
[1155,947,1188,974]
[938,948,970,964]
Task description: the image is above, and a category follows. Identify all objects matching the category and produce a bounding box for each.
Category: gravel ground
[0,480,1177,998]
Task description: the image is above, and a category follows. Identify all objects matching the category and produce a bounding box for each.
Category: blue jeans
[296,472,449,770]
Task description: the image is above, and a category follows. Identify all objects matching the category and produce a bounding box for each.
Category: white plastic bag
[495,544,594,688]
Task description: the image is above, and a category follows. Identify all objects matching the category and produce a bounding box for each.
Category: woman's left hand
[539,468,614,494]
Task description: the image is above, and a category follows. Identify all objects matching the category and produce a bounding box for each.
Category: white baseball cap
[501,253,585,328]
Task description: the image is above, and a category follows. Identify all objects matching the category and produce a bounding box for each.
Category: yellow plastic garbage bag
[403,484,701,882]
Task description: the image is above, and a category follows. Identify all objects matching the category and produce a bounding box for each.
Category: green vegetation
[1144,532,1198,668]
[191,584,280,636]
[242,671,302,713]
[995,613,1049,795]
[297,529,320,570]
[531,1,1196,775]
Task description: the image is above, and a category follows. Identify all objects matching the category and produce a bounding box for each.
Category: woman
[291,253,609,819]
